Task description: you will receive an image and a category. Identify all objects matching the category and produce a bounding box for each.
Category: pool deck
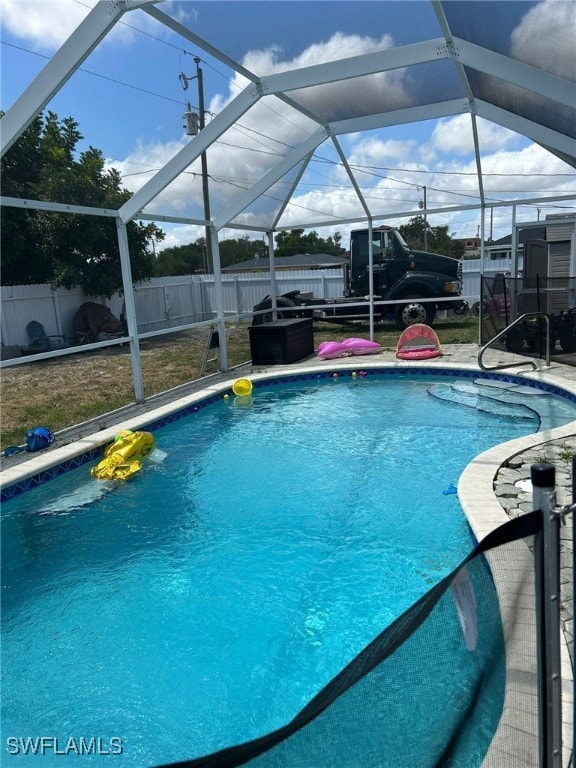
[1,342,575,766]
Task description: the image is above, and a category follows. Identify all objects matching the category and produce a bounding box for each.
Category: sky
[1,0,575,253]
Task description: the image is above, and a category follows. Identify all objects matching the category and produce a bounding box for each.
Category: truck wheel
[252,296,295,325]
[394,298,435,330]
[471,301,484,318]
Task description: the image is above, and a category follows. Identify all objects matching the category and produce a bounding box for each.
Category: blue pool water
[2,373,576,767]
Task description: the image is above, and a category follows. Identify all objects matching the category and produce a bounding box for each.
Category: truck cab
[347,226,405,297]
[347,226,463,326]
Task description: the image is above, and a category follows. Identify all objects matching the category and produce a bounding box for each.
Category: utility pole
[419,186,428,250]
[194,57,213,274]
[180,58,213,274]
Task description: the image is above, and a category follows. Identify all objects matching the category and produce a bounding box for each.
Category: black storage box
[249,318,314,365]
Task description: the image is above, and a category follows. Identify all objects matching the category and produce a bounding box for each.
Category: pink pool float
[317,338,381,359]
[317,341,347,359]
[340,337,382,355]
[395,324,442,360]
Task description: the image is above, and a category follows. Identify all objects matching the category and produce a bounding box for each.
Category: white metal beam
[331,134,373,219]
[470,113,485,207]
[432,1,475,102]
[209,227,228,371]
[0,196,118,216]
[0,0,158,158]
[143,4,259,84]
[475,100,576,164]
[213,128,329,231]
[136,213,208,226]
[272,193,575,232]
[261,38,447,94]
[270,154,312,231]
[432,0,484,206]
[331,99,470,135]
[454,37,575,108]
[116,218,144,403]
[119,84,262,223]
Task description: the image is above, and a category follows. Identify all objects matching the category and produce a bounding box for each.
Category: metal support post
[573,454,575,763]
[532,463,562,768]
[267,231,278,321]
[210,227,228,371]
[367,219,374,341]
[116,219,144,402]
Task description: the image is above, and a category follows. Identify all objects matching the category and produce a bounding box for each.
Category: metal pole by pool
[573,454,575,765]
[532,463,562,768]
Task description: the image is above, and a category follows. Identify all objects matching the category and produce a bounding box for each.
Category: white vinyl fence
[1,258,516,349]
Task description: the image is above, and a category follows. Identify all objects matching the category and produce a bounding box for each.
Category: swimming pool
[2,369,576,767]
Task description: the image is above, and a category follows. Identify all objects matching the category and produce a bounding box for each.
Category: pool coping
[2,355,575,766]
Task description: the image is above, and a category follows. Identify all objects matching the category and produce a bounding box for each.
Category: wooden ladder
[199,325,221,377]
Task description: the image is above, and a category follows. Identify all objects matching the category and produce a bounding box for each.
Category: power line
[1,41,183,105]
[4,40,572,191]
[346,162,575,178]
[6,23,571,225]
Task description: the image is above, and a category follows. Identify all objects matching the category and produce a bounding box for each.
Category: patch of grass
[312,316,479,348]
[0,318,478,450]
[557,445,576,463]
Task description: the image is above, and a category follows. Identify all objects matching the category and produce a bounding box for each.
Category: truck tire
[471,301,483,318]
[252,296,295,325]
[394,297,436,330]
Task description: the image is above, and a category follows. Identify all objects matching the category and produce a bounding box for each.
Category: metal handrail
[478,312,551,371]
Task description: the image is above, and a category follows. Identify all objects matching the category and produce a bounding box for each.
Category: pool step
[453,381,549,406]
[462,381,575,430]
[427,383,541,424]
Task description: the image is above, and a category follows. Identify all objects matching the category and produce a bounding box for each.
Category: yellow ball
[223,393,230,400]
[352,372,357,378]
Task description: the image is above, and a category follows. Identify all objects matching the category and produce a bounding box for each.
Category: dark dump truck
[253,225,464,330]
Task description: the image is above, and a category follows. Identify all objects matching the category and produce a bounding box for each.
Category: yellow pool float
[232,378,253,397]
[91,430,155,480]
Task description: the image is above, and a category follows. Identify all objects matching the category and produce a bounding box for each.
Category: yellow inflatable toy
[232,378,253,397]
[91,430,155,480]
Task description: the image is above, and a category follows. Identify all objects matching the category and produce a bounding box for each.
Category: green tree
[398,215,464,259]
[1,111,163,296]
[154,241,206,276]
[274,229,343,257]
[218,237,267,266]
[155,236,269,275]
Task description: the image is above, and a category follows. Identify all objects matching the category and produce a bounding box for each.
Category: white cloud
[347,137,418,166]
[0,0,179,51]
[244,32,413,121]
[431,116,519,156]
[243,31,396,74]
[511,0,576,78]
[0,0,95,50]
